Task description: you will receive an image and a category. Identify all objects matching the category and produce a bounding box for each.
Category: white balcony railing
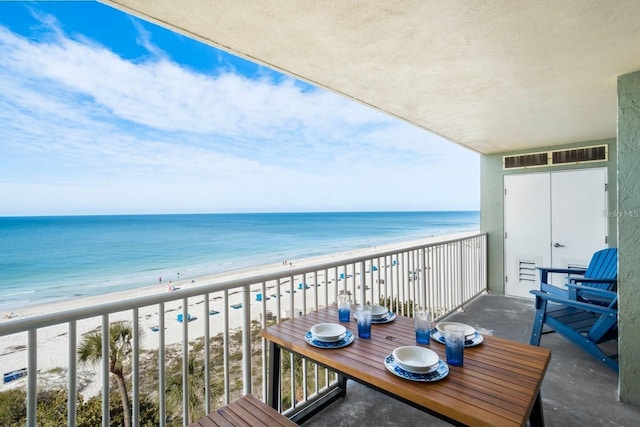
[0,232,486,427]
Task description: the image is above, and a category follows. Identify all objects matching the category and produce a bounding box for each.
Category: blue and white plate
[305,330,354,348]
[384,354,449,382]
[430,327,484,347]
[354,311,397,324]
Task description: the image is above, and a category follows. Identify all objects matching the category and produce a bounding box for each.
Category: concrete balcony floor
[301,294,640,427]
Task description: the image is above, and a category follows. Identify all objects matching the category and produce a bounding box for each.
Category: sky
[0,1,480,216]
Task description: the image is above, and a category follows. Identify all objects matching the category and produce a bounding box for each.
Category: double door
[504,168,608,298]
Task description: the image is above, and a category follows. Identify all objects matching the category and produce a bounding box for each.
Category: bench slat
[189,394,296,427]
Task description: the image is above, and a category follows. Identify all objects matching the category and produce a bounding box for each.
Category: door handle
[554,243,565,248]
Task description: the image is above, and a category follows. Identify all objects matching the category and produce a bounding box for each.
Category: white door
[504,168,608,298]
[550,169,608,284]
[504,173,552,298]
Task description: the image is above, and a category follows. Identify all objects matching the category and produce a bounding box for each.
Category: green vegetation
[78,320,134,427]
[165,352,223,424]
[0,388,159,427]
[380,296,415,316]
[0,389,25,427]
[0,317,338,425]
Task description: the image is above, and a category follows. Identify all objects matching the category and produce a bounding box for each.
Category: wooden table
[260,306,551,427]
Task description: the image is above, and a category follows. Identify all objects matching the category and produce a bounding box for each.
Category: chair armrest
[569,277,617,284]
[566,284,617,299]
[566,284,617,307]
[530,289,617,316]
[540,282,568,297]
[536,267,587,274]
[536,267,586,285]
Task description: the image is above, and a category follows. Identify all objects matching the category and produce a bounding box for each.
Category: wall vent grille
[504,151,549,169]
[551,145,607,165]
[503,144,608,169]
[518,259,537,283]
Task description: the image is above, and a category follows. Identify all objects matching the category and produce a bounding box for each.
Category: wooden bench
[189,394,297,427]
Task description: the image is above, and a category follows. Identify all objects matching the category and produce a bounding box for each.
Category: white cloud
[0,13,479,216]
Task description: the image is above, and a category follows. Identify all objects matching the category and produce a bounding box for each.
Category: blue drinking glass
[338,296,351,322]
[414,310,431,344]
[415,329,430,344]
[444,325,465,366]
[356,305,372,338]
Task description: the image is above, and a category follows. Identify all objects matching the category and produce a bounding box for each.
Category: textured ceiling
[102,0,640,154]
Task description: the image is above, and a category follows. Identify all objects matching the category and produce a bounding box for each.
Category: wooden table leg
[529,392,545,427]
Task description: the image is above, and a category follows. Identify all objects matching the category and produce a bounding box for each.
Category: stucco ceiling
[101,0,640,154]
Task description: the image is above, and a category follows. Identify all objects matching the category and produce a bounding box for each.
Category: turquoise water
[0,211,479,309]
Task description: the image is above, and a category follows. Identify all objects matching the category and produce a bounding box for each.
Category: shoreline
[0,231,477,396]
[0,212,480,312]
[2,230,476,320]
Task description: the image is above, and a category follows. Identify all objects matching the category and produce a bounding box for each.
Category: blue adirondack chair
[536,247,617,304]
[530,288,618,372]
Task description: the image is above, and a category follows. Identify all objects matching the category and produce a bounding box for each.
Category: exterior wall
[480,138,617,295]
[617,71,640,406]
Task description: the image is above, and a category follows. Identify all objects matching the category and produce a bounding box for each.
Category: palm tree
[281,351,307,404]
[78,320,133,427]
[165,352,224,424]
[281,352,305,386]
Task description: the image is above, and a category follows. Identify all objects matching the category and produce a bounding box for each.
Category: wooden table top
[260,306,551,427]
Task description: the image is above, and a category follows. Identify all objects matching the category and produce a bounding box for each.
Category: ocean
[0,211,479,310]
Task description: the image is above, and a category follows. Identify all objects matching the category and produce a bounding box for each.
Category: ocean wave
[3,290,36,297]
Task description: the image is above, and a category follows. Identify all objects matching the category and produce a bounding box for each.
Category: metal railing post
[182,298,189,427]
[68,321,77,427]
[27,329,37,427]
[459,241,465,310]
[101,315,109,427]
[158,301,166,427]
[132,307,139,427]
[242,284,251,395]
[204,293,211,415]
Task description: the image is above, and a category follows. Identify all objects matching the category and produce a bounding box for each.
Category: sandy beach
[0,232,473,397]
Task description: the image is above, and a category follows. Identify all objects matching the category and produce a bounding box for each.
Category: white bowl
[371,305,388,319]
[436,321,476,339]
[392,346,439,373]
[310,323,347,342]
